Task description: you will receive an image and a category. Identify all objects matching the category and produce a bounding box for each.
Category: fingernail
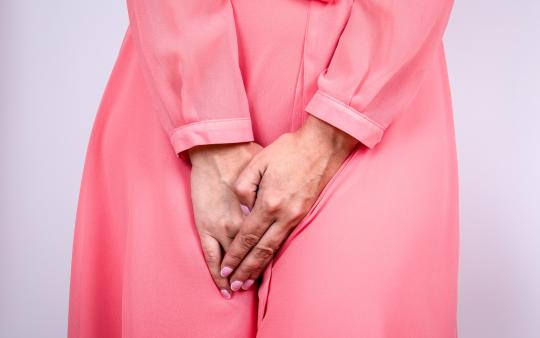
[220,266,233,277]
[231,280,244,292]
[240,204,251,216]
[220,289,232,300]
[242,279,255,290]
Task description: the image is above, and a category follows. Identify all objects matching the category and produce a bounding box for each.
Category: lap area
[70,31,258,337]
[114,36,259,337]
[256,76,459,337]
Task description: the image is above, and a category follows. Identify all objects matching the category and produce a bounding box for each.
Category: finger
[216,234,233,253]
[233,156,265,210]
[199,234,233,300]
[217,222,239,253]
[228,221,292,291]
[239,204,251,216]
[219,201,275,280]
[215,210,245,253]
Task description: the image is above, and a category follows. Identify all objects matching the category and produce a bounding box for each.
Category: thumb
[233,156,265,210]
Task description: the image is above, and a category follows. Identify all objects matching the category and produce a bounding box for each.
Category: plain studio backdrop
[1,1,539,337]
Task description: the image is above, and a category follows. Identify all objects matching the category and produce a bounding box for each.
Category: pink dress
[68,0,459,337]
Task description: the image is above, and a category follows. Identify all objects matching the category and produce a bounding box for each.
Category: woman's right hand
[188,142,263,299]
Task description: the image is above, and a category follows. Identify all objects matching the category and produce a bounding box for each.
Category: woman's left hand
[219,115,359,292]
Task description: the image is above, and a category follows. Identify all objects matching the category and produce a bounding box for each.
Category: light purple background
[1,1,539,337]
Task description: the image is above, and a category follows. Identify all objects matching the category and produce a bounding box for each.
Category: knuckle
[233,180,251,198]
[237,259,258,277]
[261,195,283,213]
[240,233,260,248]
[224,218,242,236]
[238,262,258,274]
[286,203,306,221]
[227,251,245,264]
[198,220,214,234]
[204,251,218,265]
[269,232,286,247]
[211,216,242,238]
[253,245,275,260]
[214,217,229,230]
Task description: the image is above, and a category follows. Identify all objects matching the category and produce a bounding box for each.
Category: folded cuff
[304,90,384,149]
[170,117,254,162]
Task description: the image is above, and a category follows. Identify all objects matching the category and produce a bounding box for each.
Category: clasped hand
[188,116,358,299]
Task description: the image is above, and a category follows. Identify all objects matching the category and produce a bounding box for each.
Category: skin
[189,142,263,299]
[189,115,359,298]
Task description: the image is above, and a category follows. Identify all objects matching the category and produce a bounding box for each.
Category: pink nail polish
[231,280,243,292]
[220,266,233,277]
[220,289,231,300]
[242,279,255,290]
[240,204,251,215]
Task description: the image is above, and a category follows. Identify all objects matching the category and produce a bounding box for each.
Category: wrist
[298,115,359,155]
[188,142,254,167]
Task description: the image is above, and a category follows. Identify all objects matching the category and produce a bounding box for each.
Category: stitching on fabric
[171,117,251,132]
[315,90,385,131]
[169,117,252,141]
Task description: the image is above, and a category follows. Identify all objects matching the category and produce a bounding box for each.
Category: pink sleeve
[305,0,454,148]
[126,0,254,161]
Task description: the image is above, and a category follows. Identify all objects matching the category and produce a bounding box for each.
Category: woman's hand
[189,142,262,299]
[219,115,359,292]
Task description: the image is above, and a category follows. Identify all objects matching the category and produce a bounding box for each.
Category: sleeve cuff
[169,117,255,162]
[304,90,384,149]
